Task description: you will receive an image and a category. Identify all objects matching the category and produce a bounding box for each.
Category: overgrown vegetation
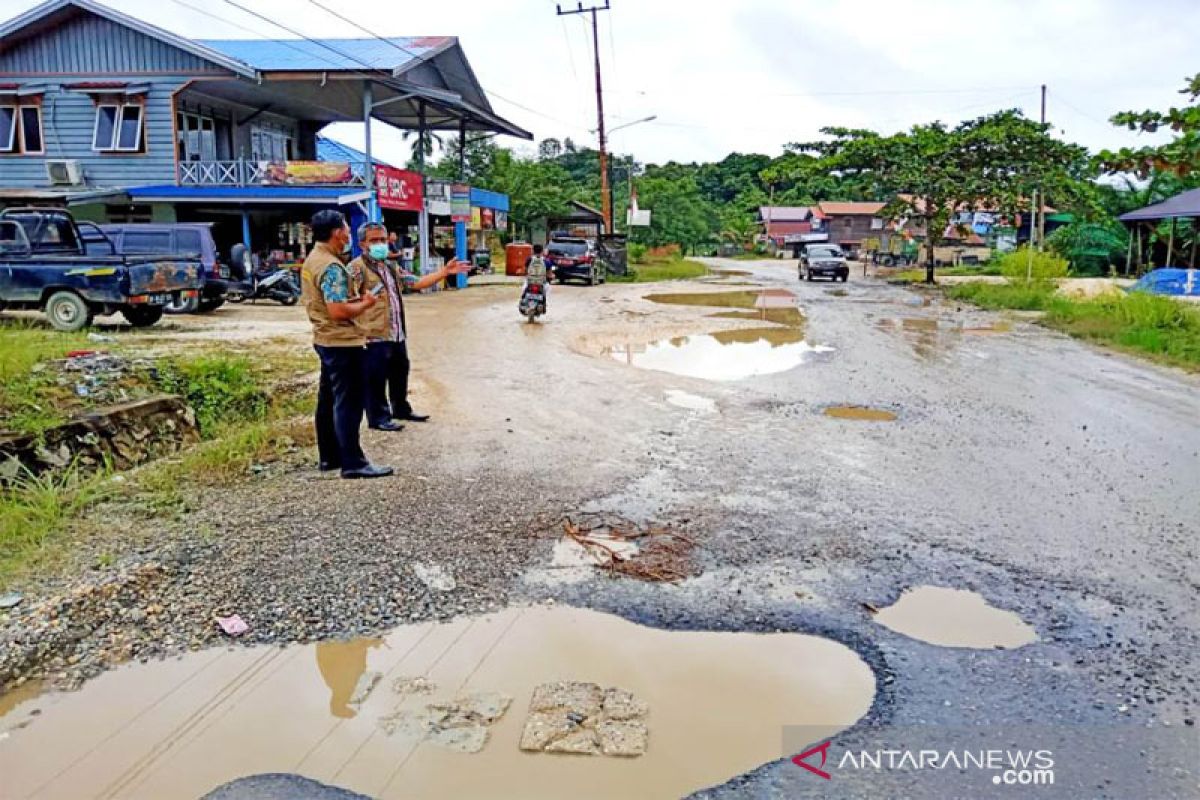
[0,463,112,582]
[944,281,1057,310]
[995,247,1070,283]
[1044,292,1200,370]
[612,244,709,283]
[155,355,269,436]
[0,321,92,436]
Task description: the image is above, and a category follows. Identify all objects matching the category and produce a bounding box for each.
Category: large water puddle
[609,290,830,380]
[874,586,1038,649]
[0,606,875,800]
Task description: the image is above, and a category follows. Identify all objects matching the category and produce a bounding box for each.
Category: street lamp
[600,115,656,232]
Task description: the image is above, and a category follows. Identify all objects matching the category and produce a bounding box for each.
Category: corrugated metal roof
[759,206,810,221]
[1121,188,1200,221]
[198,36,450,72]
[817,201,887,216]
[316,135,393,168]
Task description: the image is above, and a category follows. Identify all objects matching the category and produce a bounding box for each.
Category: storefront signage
[451,183,471,222]
[494,210,508,232]
[480,208,495,230]
[262,161,352,186]
[425,180,452,216]
[374,165,423,212]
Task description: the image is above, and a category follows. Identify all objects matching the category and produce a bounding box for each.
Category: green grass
[611,257,709,283]
[891,265,1002,283]
[0,321,92,435]
[0,463,112,583]
[1043,292,1200,370]
[944,281,1057,310]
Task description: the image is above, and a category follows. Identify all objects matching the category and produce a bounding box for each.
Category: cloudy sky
[2,0,1195,166]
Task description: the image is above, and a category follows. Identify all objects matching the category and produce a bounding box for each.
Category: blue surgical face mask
[368,243,389,261]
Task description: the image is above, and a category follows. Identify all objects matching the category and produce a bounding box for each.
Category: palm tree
[401,129,443,169]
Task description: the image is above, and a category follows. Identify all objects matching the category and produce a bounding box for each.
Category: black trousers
[314,344,369,471]
[364,340,412,427]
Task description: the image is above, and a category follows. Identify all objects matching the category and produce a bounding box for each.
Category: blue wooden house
[0,0,529,260]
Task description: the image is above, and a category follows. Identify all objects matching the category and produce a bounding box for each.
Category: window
[1,103,43,154]
[0,106,15,152]
[177,112,216,162]
[121,231,172,253]
[870,217,884,230]
[175,230,202,254]
[94,103,143,152]
[252,125,293,161]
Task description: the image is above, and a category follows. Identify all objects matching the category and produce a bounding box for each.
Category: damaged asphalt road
[1,259,1197,798]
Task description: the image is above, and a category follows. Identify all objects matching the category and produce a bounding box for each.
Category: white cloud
[0,0,1191,166]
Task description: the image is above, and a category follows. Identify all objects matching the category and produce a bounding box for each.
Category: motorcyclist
[521,244,553,319]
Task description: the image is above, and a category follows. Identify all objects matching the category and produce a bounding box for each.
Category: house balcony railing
[177,159,371,187]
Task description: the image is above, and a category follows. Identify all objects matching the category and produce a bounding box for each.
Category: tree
[631,170,717,253]
[538,138,563,160]
[1098,74,1200,177]
[796,111,1093,283]
[428,135,498,183]
[402,129,443,169]
[484,149,574,238]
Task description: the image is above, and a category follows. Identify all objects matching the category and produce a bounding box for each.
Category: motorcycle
[227,265,300,306]
[519,282,546,322]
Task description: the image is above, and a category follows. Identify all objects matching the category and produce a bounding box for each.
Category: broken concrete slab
[597,719,649,757]
[529,681,603,715]
[378,691,512,754]
[411,563,456,592]
[602,687,649,720]
[520,682,650,758]
[391,676,435,696]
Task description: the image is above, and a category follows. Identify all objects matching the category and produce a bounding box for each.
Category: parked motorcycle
[227,266,300,305]
[519,282,546,322]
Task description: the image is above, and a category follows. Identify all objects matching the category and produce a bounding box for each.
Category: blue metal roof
[126,185,370,206]
[316,135,393,168]
[197,37,450,72]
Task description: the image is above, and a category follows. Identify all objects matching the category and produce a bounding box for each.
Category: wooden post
[1166,217,1176,266]
[1124,226,1133,276]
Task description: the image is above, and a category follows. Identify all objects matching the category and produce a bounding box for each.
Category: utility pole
[1038,83,1047,250]
[558,1,612,234]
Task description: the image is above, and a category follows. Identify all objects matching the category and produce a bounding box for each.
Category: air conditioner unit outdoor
[45,159,83,186]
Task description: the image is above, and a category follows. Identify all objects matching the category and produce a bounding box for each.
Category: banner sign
[262,161,351,186]
[450,183,471,222]
[374,165,423,212]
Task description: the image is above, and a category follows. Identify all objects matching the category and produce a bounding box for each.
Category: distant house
[757,206,830,255]
[814,201,887,252]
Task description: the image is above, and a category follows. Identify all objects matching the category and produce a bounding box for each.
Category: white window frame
[93,102,143,152]
[870,217,884,230]
[20,105,44,154]
[0,104,15,152]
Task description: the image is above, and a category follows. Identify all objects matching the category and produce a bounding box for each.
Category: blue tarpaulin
[1130,268,1200,297]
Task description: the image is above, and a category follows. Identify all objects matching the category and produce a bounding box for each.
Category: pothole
[663,390,717,413]
[0,607,876,800]
[823,405,898,422]
[606,289,832,380]
[872,586,1038,649]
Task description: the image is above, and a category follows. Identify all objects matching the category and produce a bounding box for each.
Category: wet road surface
[2,260,1198,798]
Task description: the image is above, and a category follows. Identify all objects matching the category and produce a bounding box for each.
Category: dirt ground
[2,261,1198,798]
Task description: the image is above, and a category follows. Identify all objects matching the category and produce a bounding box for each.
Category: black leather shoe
[370,420,405,432]
[318,461,339,472]
[341,464,395,479]
[398,412,430,423]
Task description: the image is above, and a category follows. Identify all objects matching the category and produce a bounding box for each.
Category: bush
[995,247,1069,283]
[1044,292,1200,369]
[156,355,268,436]
[628,243,648,265]
[945,281,1055,310]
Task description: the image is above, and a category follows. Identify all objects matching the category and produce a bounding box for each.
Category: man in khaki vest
[300,210,393,479]
[352,222,468,430]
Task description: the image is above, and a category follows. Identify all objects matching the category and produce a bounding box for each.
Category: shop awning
[1119,188,1200,222]
[125,185,371,206]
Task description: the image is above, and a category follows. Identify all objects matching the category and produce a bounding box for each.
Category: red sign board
[374,165,424,212]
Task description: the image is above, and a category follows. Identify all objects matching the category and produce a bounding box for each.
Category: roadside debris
[215,614,249,637]
[412,563,456,592]
[554,515,699,583]
[519,681,649,757]
[392,676,435,696]
[0,593,21,610]
[87,333,116,343]
[378,691,512,753]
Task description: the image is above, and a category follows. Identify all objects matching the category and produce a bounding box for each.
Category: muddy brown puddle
[0,606,875,800]
[874,586,1038,649]
[824,405,898,422]
[609,290,830,381]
